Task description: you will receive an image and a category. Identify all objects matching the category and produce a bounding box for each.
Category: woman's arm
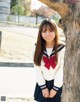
[32,44,46,89]
[53,47,65,91]
[34,65,47,90]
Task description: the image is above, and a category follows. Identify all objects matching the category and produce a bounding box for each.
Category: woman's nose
[46,31,49,35]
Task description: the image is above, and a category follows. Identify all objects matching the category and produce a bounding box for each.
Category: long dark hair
[34,19,59,66]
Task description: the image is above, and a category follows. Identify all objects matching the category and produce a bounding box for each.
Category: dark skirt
[34,80,62,102]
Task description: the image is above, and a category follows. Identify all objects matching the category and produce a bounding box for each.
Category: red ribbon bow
[43,56,57,70]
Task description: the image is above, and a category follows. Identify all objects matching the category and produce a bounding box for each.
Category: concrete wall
[0,0,11,21]
[0,14,44,25]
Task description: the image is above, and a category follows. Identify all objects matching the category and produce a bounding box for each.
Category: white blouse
[33,44,66,91]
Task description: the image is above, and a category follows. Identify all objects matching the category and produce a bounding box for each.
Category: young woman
[33,19,66,102]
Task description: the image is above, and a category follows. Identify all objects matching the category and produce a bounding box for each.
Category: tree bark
[39,0,80,102]
[62,2,80,102]
[39,0,69,17]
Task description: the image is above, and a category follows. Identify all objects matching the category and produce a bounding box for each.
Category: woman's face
[41,25,55,43]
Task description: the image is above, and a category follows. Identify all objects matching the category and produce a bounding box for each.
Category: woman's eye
[42,30,46,33]
[49,30,53,32]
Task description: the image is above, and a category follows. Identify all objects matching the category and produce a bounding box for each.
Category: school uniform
[33,44,66,102]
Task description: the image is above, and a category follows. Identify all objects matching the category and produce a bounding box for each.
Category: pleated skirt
[34,80,62,102]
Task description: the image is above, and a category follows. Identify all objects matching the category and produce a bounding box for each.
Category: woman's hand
[42,88,49,98]
[49,89,57,98]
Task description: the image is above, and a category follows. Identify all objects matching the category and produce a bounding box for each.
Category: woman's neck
[46,41,55,48]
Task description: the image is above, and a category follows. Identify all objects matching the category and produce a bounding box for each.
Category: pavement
[0,67,36,99]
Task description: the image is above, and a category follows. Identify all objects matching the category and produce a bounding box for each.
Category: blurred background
[0,0,64,102]
[0,0,62,63]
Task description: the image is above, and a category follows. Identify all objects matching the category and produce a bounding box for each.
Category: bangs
[42,23,55,32]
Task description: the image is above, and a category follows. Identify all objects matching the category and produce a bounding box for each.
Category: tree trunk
[35,13,38,25]
[39,0,80,102]
[62,2,80,102]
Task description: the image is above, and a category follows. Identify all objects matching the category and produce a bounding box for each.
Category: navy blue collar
[43,44,65,57]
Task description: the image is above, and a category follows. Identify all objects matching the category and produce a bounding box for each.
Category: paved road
[0,67,36,98]
[0,26,38,38]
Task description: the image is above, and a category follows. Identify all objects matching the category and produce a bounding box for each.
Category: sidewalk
[7,97,36,102]
[0,67,36,102]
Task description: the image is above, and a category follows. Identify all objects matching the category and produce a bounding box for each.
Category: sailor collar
[43,44,65,58]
